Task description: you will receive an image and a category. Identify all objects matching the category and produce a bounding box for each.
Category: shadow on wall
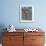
[0,24,7,43]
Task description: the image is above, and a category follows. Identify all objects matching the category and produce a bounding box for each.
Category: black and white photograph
[20,5,34,22]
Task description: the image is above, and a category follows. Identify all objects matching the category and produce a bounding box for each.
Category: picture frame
[20,5,34,22]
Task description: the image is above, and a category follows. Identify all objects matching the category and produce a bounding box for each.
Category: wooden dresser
[2,29,45,46]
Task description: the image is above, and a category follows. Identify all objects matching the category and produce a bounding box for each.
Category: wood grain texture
[24,32,45,46]
[2,30,45,46]
[2,32,23,46]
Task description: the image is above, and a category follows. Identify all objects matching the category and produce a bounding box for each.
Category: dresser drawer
[32,36,45,44]
[3,36,23,46]
[3,42,23,46]
[24,32,44,36]
[3,32,23,36]
[3,35,23,44]
[32,44,44,46]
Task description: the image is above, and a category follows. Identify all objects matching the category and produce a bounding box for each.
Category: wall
[0,0,46,29]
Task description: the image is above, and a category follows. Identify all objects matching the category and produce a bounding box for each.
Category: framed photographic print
[20,5,34,22]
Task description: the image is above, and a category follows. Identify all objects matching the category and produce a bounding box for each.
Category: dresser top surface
[3,29,45,33]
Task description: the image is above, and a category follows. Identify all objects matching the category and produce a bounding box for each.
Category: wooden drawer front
[3,36,23,46]
[24,32,44,36]
[3,32,23,36]
[3,44,15,46]
[32,36,45,44]
[3,36,23,44]
[24,36,32,46]
[24,36,44,46]
[3,36,9,44]
[3,43,23,46]
[32,44,44,46]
